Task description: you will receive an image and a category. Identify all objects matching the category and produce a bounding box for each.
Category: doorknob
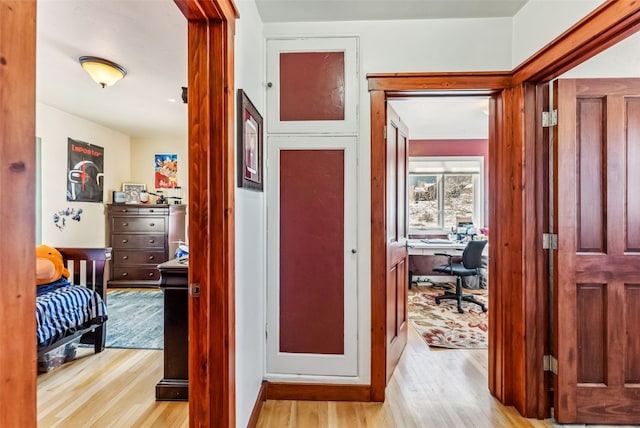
[351,249,357,254]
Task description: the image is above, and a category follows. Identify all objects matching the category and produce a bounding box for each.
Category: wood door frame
[3,0,640,426]
[0,1,37,426]
[368,1,640,418]
[369,75,511,403]
[173,0,239,426]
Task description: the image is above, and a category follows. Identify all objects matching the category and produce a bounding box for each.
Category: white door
[266,135,358,377]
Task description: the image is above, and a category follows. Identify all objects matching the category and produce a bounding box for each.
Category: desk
[407,240,467,256]
[407,240,465,286]
[407,239,488,288]
[155,258,189,401]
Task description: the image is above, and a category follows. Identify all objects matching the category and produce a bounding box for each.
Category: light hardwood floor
[256,325,552,428]
[37,348,188,427]
[38,326,551,427]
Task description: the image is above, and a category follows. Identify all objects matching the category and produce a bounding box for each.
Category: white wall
[511,0,605,67]
[129,135,189,204]
[234,1,266,426]
[261,17,513,387]
[562,30,640,78]
[245,0,617,409]
[36,103,131,247]
[264,18,513,73]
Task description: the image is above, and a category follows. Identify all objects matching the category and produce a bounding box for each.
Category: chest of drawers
[107,204,186,288]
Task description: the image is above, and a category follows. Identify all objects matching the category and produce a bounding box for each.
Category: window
[408,157,484,233]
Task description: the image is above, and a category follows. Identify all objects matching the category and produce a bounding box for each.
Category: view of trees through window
[409,173,475,230]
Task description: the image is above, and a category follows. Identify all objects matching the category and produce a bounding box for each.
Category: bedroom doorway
[368,75,511,403]
[390,96,490,352]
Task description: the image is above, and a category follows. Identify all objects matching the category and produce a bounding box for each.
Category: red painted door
[554,78,640,424]
[385,103,409,381]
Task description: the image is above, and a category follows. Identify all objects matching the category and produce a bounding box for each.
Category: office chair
[432,240,488,314]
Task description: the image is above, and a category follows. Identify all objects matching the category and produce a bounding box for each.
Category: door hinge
[542,109,558,127]
[265,323,268,340]
[189,283,200,297]
[544,355,558,374]
[542,233,558,250]
[383,125,387,136]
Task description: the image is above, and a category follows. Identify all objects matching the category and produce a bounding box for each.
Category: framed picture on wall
[122,183,146,204]
[237,89,264,191]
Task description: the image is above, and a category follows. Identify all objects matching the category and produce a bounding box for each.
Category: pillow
[36,245,70,285]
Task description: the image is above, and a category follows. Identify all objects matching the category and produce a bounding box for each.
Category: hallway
[257,324,551,427]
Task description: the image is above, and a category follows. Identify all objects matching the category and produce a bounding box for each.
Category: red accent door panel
[279,149,345,354]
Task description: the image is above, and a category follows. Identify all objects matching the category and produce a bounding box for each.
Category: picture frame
[122,183,146,204]
[237,89,264,191]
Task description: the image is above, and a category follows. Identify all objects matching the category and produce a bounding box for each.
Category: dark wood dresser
[107,204,186,288]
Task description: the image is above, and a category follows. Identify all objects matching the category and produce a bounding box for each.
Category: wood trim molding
[178,1,237,427]
[367,2,640,420]
[266,382,371,402]
[486,93,503,401]
[0,1,37,426]
[512,0,640,83]
[174,0,239,21]
[369,89,387,402]
[367,72,512,92]
[246,382,268,428]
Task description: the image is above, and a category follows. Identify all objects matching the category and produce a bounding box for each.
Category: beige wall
[129,135,189,204]
[36,103,189,247]
[36,103,131,247]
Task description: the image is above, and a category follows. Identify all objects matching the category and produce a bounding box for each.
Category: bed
[37,248,110,358]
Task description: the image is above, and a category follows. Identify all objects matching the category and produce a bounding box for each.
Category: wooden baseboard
[247,381,268,428]
[265,382,371,402]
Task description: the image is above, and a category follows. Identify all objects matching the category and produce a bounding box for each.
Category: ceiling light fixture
[79,56,127,88]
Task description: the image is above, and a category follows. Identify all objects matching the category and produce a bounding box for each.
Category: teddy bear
[36,245,70,285]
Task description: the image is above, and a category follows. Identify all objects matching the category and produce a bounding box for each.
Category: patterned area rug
[408,284,488,349]
[105,289,163,349]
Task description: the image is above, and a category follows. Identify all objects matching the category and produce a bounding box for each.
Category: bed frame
[37,247,111,357]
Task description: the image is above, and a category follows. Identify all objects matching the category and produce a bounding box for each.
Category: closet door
[266,136,358,377]
[266,37,359,135]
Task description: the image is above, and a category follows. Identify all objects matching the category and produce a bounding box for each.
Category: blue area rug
[105,289,163,349]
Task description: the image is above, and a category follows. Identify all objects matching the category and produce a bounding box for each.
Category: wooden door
[554,78,640,424]
[385,103,409,382]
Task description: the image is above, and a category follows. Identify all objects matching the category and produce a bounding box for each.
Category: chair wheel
[457,306,464,314]
[435,298,441,305]
[482,305,488,312]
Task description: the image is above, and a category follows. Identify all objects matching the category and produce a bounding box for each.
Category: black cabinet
[155,258,189,401]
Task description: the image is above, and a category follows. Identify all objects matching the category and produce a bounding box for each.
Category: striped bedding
[36,278,108,350]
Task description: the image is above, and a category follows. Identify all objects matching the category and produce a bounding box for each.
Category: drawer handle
[122,222,128,227]
[148,255,155,260]
[148,272,155,277]
[149,209,154,213]
[122,256,128,260]
[121,209,128,213]
[149,223,155,227]
[149,239,155,244]
[122,272,128,277]
[122,239,128,244]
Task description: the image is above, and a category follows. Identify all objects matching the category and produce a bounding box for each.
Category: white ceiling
[255,0,528,23]
[37,0,188,139]
[36,0,527,140]
[389,97,489,140]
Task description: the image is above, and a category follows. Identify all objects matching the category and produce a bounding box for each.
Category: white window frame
[408,156,484,234]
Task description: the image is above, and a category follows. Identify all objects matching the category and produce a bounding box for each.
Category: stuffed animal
[36,245,70,285]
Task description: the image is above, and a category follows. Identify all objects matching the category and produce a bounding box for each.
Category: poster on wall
[67,138,104,202]
[155,153,179,188]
